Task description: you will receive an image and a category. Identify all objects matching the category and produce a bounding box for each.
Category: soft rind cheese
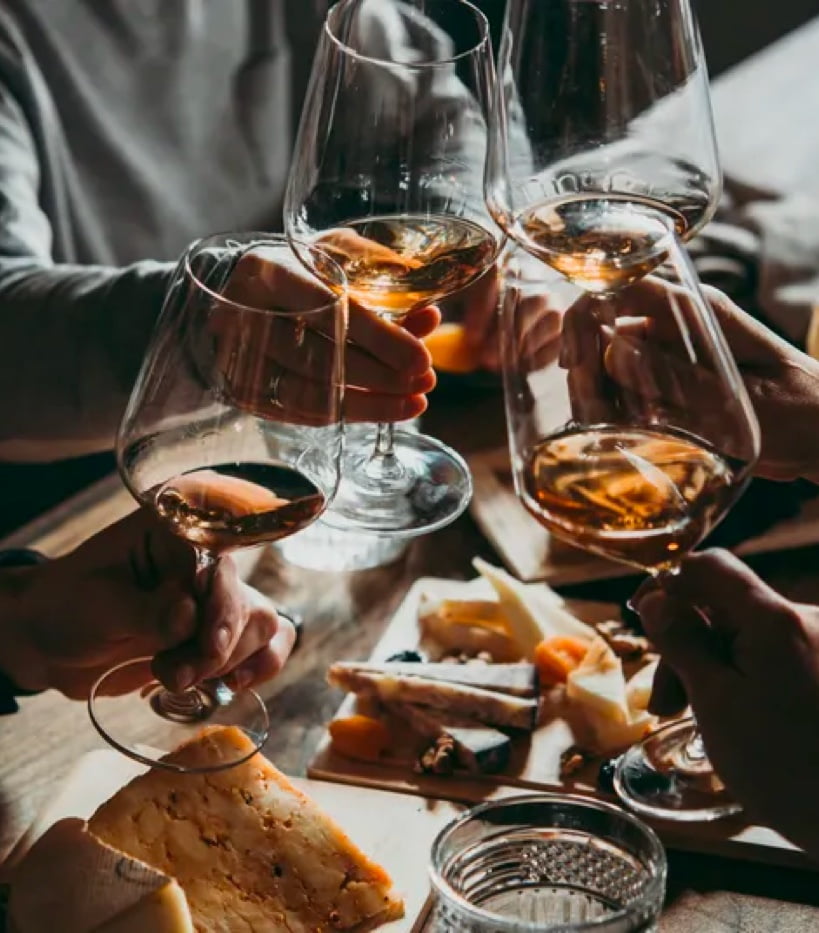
[89,727,404,933]
[8,818,194,933]
[566,638,630,726]
[567,640,658,753]
[472,559,595,658]
[625,658,660,713]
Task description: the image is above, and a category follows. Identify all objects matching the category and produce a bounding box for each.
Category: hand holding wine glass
[1,508,294,701]
[286,0,501,536]
[88,233,347,773]
[634,549,819,857]
[501,233,761,819]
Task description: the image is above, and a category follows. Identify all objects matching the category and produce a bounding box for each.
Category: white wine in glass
[88,234,347,773]
[486,0,721,294]
[286,0,502,537]
[500,234,760,820]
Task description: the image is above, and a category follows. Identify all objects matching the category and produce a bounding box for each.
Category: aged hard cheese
[8,818,193,933]
[472,559,595,658]
[89,726,404,933]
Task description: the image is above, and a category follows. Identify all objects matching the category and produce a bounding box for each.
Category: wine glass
[486,0,721,291]
[285,0,501,537]
[500,231,760,821]
[88,233,346,773]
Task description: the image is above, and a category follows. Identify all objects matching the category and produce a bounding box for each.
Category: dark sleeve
[0,81,172,460]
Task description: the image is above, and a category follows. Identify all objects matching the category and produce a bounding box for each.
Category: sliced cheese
[89,727,403,933]
[328,666,539,731]
[9,818,193,933]
[626,658,660,713]
[418,594,521,661]
[472,558,595,658]
[566,638,630,726]
[335,660,538,698]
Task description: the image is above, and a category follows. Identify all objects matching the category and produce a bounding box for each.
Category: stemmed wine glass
[500,233,760,821]
[88,233,347,773]
[285,0,502,537]
[486,0,722,291]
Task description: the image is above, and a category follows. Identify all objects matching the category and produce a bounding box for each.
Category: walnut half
[415,736,457,775]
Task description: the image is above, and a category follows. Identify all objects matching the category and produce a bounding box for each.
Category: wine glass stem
[653,562,710,767]
[363,421,405,482]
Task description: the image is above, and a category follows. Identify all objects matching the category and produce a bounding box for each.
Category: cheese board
[468,446,819,585]
[1,747,463,933]
[310,575,812,871]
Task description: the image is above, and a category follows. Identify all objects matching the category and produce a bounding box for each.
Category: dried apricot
[329,715,392,761]
[534,636,589,687]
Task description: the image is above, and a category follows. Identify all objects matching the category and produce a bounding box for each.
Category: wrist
[0,561,49,694]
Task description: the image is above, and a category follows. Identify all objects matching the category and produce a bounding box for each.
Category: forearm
[0,259,172,459]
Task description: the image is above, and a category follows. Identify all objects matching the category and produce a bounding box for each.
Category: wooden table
[2,19,819,931]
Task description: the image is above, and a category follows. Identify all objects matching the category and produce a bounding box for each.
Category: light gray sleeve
[0,83,172,460]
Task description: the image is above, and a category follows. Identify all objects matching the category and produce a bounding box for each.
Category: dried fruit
[534,636,589,687]
[329,715,392,762]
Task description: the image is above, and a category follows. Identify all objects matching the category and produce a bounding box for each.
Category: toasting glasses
[486,0,722,292]
[285,0,502,537]
[487,0,754,820]
[500,235,760,820]
[89,234,346,773]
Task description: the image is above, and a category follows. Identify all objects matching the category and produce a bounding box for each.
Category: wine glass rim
[184,232,347,319]
[324,0,491,68]
[428,792,667,931]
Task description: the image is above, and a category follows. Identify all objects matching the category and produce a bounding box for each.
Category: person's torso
[0,0,327,265]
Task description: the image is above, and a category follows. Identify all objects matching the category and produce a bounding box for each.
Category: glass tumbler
[429,795,666,932]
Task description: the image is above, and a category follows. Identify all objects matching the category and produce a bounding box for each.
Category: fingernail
[175,665,195,691]
[213,625,231,656]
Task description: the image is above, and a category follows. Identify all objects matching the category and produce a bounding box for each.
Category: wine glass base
[89,658,269,773]
[322,429,472,538]
[613,718,743,822]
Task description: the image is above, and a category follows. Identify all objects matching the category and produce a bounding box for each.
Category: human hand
[591,278,819,483]
[634,549,819,856]
[0,509,295,700]
[213,247,439,424]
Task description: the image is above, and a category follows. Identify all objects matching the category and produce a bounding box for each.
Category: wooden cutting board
[309,577,812,871]
[2,748,463,933]
[468,446,819,585]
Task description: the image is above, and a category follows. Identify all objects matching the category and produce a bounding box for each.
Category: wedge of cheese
[418,594,521,661]
[625,658,660,713]
[472,559,595,658]
[8,818,194,933]
[89,727,404,933]
[567,639,658,753]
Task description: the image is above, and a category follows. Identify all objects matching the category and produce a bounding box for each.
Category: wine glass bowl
[486,0,721,294]
[90,233,347,772]
[500,235,760,819]
[285,0,501,536]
